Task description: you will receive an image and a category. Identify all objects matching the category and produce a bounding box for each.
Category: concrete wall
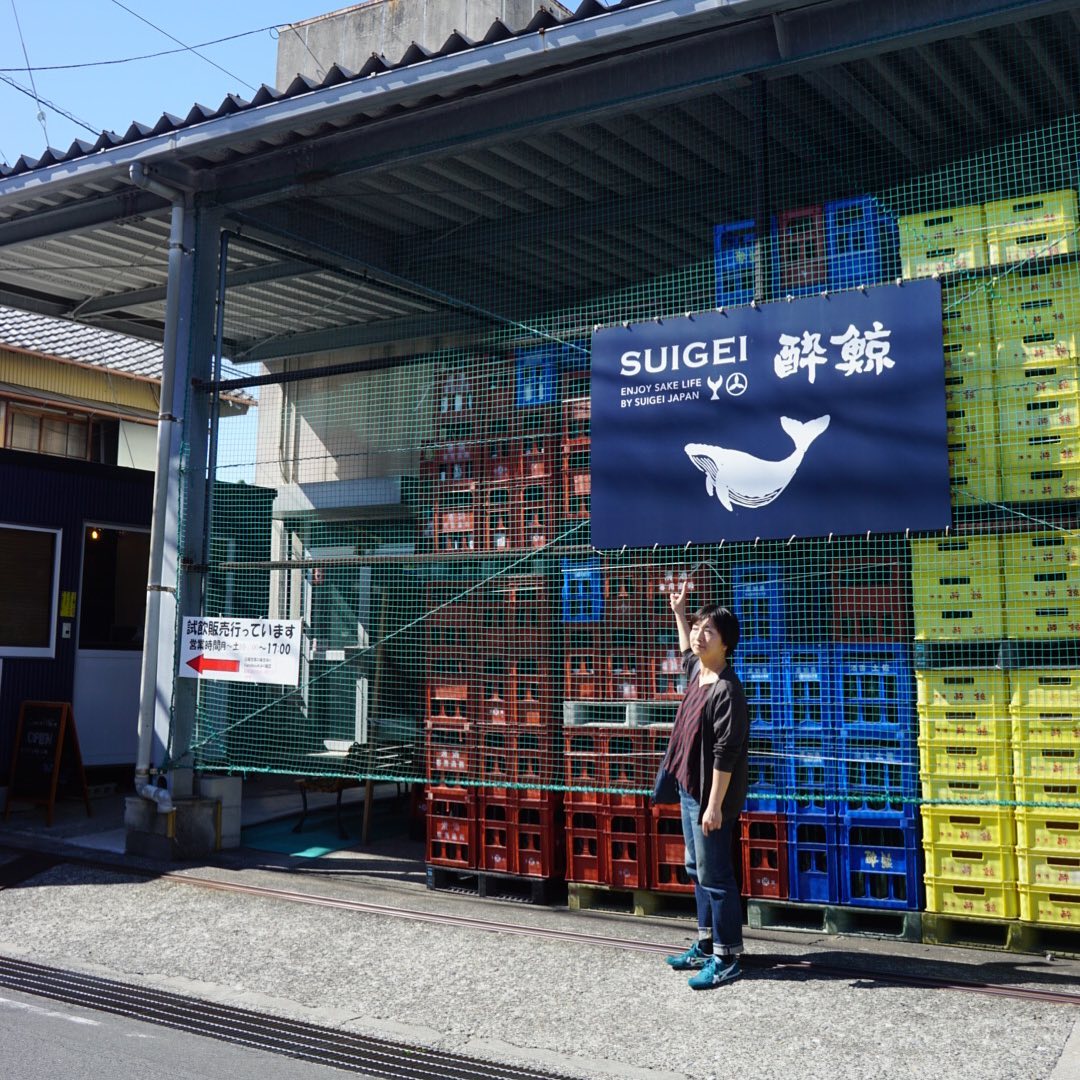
[276,0,567,87]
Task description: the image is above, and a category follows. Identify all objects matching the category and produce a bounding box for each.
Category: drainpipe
[129,161,192,813]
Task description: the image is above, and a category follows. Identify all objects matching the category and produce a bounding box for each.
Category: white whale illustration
[684,415,831,511]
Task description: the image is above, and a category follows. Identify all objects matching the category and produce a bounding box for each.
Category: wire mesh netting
[183,26,1080,913]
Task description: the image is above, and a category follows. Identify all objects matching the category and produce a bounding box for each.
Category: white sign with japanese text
[178,617,302,685]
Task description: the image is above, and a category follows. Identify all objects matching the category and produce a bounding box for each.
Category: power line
[108,0,257,93]
[8,0,48,144]
[0,24,281,73]
[0,73,99,141]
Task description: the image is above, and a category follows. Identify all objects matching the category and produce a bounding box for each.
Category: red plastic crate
[479,794,515,873]
[650,803,693,893]
[831,556,912,642]
[562,454,591,520]
[425,658,472,725]
[602,563,645,624]
[566,807,604,883]
[501,575,549,649]
[643,564,719,626]
[483,481,518,552]
[564,728,604,803]
[562,396,590,451]
[512,660,552,726]
[607,653,646,701]
[605,808,651,889]
[427,787,477,869]
[649,649,689,701]
[425,722,475,788]
[433,442,480,490]
[739,812,789,899]
[435,368,479,439]
[479,658,510,725]
[516,797,566,878]
[565,627,601,700]
[602,728,662,810]
[480,359,515,437]
[516,421,556,481]
[434,491,479,553]
[519,477,555,549]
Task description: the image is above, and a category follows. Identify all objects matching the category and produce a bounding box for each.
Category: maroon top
[666,674,710,794]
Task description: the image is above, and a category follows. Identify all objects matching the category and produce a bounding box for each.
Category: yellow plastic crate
[919,713,1012,743]
[1011,710,1080,744]
[917,668,1011,713]
[911,535,1004,640]
[944,368,996,409]
[941,283,994,374]
[999,458,1080,503]
[919,736,1013,777]
[900,205,987,278]
[994,361,1080,405]
[925,876,1018,918]
[1013,741,1080,783]
[1011,670,1080,711]
[1014,806,1080,854]
[947,434,1000,508]
[921,805,1016,847]
[992,263,1080,333]
[1018,884,1080,924]
[945,399,995,443]
[924,842,1017,883]
[996,329,1079,366]
[1018,850,1080,889]
[922,773,1015,805]
[1002,530,1080,637]
[985,190,1079,266]
[998,393,1080,444]
[1015,777,1080,810]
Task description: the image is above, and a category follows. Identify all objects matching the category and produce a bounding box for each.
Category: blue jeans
[678,783,743,955]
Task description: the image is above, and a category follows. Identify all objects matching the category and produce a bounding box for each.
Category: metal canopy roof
[0,0,1077,361]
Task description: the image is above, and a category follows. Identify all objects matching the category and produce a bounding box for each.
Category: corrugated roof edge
[0,0,640,179]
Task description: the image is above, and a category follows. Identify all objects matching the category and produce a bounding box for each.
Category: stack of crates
[911,535,1005,643]
[512,346,560,551]
[917,667,1017,920]
[1012,670,1080,926]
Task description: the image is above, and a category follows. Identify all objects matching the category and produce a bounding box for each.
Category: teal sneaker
[665,941,712,971]
[687,955,741,990]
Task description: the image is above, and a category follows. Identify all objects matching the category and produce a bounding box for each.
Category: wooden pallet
[567,880,697,918]
[922,912,1080,958]
[747,898,923,942]
[425,864,566,905]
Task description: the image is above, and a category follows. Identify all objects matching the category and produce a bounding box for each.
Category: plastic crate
[923,841,1017,885]
[515,345,558,407]
[732,564,786,646]
[1014,807,1080,855]
[1011,669,1080,712]
[425,667,473,726]
[1003,531,1080,639]
[835,644,915,739]
[1012,711,1080,746]
[999,458,1080,503]
[602,728,660,808]
[920,772,1015,806]
[941,282,994,376]
[836,736,918,816]
[924,877,1019,918]
[921,805,1016,848]
[650,649,689,701]
[714,219,758,306]
[995,362,1080,408]
[607,652,646,703]
[787,813,840,903]
[985,189,1079,266]
[425,723,475,788]
[1013,741,1080,783]
[991,264,1080,357]
[945,399,996,444]
[565,631,601,700]
[788,736,836,815]
[911,535,1004,641]
[651,803,694,893]
[919,713,1012,745]
[944,368,996,411]
[562,451,591,521]
[565,808,604,883]
[479,795,515,873]
[784,647,833,734]
[831,557,912,642]
[742,652,786,734]
[480,658,510,725]
[483,481,518,552]
[516,798,565,878]
[746,733,790,814]
[774,205,826,297]
[427,788,478,869]
[602,563,645,624]
[1018,884,1080,925]
[948,432,1001,508]
[513,660,553,727]
[517,416,555,480]
[918,736,1013,778]
[899,204,987,278]
[917,668,1011,714]
[561,560,603,623]
[1014,777,1080,811]
[435,369,479,438]
[518,477,554,550]
[739,812,789,899]
[998,393,1080,444]
[564,728,603,795]
[562,395,590,452]
[824,195,899,290]
[1018,849,1080,890]
[996,327,1080,367]
[605,808,651,889]
[840,814,923,910]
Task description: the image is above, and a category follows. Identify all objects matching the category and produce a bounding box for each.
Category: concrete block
[197,774,242,810]
[124,797,219,860]
[123,795,159,832]
[218,826,242,850]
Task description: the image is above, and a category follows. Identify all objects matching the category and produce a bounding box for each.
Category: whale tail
[780,414,830,453]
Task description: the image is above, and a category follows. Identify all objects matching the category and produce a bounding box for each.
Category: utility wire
[0,72,99,139]
[0,24,281,72]
[108,0,257,93]
[8,0,48,144]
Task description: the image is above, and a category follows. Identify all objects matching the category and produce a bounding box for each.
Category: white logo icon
[726,372,748,397]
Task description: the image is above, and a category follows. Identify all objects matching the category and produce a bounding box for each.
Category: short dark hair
[691,605,740,654]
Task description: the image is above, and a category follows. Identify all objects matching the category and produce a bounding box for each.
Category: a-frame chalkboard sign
[3,701,92,826]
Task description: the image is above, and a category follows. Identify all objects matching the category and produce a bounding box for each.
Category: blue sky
[1,1,584,168]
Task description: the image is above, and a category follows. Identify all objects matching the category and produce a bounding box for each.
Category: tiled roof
[0,0,641,179]
[0,305,165,379]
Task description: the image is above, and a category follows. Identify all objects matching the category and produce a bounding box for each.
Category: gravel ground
[0,863,1077,1080]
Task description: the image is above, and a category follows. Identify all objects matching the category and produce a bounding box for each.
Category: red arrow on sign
[186,654,240,674]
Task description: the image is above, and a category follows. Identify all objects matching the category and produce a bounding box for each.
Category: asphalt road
[0,985,368,1080]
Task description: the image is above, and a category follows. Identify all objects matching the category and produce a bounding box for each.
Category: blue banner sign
[590,280,951,547]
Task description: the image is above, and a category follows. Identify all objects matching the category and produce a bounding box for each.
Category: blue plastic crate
[745,732,790,814]
[834,644,915,741]
[714,220,757,306]
[559,339,590,371]
[825,195,900,292]
[835,734,918,816]
[787,735,836,815]
[740,652,786,735]
[515,345,558,407]
[561,559,603,623]
[787,812,840,903]
[732,564,786,647]
[786,646,834,735]
[839,812,923,910]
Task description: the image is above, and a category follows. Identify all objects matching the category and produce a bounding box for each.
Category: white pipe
[129,161,191,815]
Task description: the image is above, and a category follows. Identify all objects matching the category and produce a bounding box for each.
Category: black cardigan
[655,651,750,824]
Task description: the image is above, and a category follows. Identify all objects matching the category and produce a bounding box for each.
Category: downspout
[129,161,191,813]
